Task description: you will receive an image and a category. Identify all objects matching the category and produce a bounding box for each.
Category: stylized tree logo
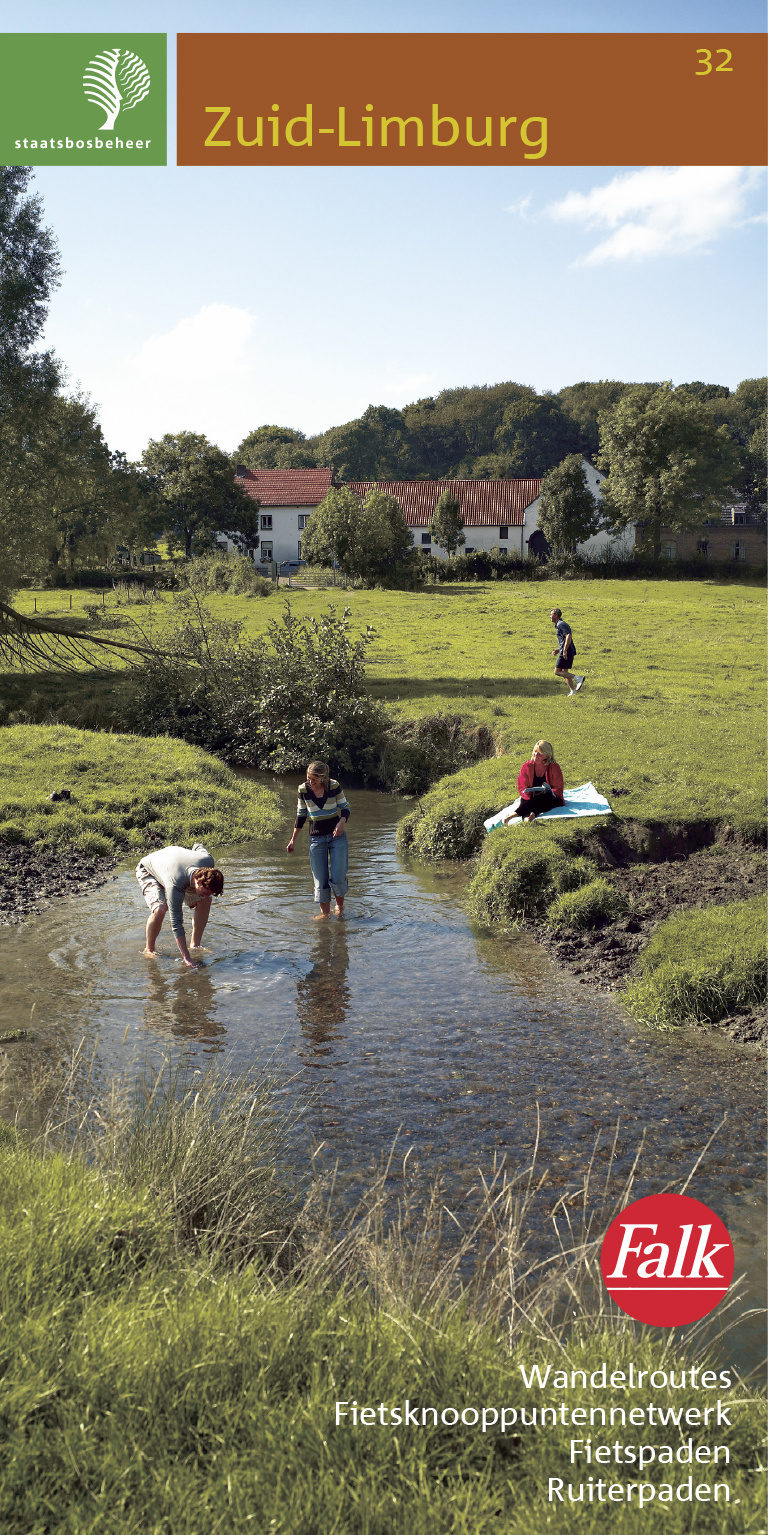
[83,48,151,130]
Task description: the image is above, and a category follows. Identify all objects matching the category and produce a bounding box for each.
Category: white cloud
[545,166,765,264]
[96,303,261,455]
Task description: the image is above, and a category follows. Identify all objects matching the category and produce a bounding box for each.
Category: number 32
[695,48,733,75]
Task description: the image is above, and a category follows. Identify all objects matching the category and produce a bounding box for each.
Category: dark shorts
[555,652,575,671]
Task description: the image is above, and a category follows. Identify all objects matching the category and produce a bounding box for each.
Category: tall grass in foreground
[0,1059,764,1533]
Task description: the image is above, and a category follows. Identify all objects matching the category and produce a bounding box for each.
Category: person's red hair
[193,867,224,896]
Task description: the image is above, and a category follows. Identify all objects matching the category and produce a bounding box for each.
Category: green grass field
[0,724,281,855]
[7,579,766,826]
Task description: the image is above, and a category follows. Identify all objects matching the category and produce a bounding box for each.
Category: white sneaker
[575,676,586,692]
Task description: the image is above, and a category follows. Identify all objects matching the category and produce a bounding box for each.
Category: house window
[260,514,273,530]
[661,541,676,559]
[298,514,310,530]
[499,526,509,540]
[464,547,474,555]
[261,541,273,559]
[696,540,709,557]
[421,532,431,545]
[297,540,302,560]
[732,541,746,561]
[732,509,746,525]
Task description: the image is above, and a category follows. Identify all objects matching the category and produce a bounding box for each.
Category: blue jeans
[308,832,348,904]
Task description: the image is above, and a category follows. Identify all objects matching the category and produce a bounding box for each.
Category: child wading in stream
[286,761,350,918]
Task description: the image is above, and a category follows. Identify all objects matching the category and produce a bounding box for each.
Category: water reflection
[141,962,226,1046]
[296,920,350,1067]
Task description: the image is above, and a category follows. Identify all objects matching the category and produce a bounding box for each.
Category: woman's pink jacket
[517,758,564,799]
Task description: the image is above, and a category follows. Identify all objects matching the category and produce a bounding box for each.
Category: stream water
[0,782,764,1367]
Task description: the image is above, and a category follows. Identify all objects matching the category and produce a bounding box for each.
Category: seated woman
[503,739,565,824]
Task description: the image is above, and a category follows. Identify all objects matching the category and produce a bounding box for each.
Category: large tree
[235,424,317,471]
[494,393,582,477]
[597,384,740,557]
[0,167,63,599]
[301,485,416,585]
[428,489,465,555]
[142,431,260,558]
[536,455,601,554]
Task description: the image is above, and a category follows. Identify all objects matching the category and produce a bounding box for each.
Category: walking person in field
[136,842,224,968]
[286,761,350,918]
[550,607,585,696]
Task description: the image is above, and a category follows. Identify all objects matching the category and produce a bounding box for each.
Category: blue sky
[2,1,765,459]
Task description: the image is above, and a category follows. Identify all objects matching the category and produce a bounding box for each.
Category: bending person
[286,760,350,918]
[136,842,224,967]
[503,739,565,824]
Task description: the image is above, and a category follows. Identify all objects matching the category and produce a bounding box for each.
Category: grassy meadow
[0,724,281,855]
[6,579,766,829]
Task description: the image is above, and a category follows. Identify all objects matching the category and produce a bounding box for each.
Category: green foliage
[495,392,582,476]
[467,828,598,927]
[598,384,741,556]
[1,1098,763,1533]
[108,1060,298,1264]
[623,895,767,1028]
[537,454,602,553]
[302,485,417,587]
[142,431,261,560]
[0,168,63,600]
[428,489,466,555]
[234,423,317,470]
[382,714,495,795]
[177,550,272,597]
[0,723,281,854]
[546,875,624,929]
[119,598,387,776]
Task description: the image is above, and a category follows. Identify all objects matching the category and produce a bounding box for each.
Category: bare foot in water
[334,901,345,917]
[142,947,158,958]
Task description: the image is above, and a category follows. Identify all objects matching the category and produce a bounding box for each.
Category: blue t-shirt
[556,619,575,657]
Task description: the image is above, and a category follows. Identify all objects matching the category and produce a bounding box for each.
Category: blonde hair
[306,760,330,788]
[532,739,554,764]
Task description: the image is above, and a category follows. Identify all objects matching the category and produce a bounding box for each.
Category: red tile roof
[236,467,336,507]
[235,469,542,525]
[348,479,541,528]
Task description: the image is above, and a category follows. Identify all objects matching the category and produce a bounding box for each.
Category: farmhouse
[226,459,621,565]
[224,463,761,566]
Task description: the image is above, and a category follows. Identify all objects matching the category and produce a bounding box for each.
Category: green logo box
[0,34,167,165]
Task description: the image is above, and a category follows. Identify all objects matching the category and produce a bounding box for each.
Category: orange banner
[177,33,767,167]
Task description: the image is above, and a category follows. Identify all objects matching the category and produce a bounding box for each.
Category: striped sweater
[295,779,350,838]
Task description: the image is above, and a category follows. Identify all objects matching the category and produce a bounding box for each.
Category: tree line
[235,377,766,516]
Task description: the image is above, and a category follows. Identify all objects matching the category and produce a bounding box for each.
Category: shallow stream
[0,783,764,1367]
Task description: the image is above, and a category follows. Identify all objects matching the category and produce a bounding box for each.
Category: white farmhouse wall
[217,506,308,565]
[523,458,634,558]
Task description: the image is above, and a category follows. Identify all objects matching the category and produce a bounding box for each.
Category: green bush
[177,550,272,598]
[468,829,598,927]
[546,875,624,929]
[119,598,387,776]
[623,894,767,1028]
[382,714,496,795]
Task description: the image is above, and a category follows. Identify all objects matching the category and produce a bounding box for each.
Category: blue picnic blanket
[484,781,613,833]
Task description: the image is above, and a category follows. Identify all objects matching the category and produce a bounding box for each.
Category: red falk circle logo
[600,1193,734,1326]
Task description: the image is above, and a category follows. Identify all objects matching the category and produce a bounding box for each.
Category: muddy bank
[530,841,766,1046]
[0,842,117,924]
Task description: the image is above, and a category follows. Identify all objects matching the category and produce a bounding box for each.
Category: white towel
[484,782,613,832]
